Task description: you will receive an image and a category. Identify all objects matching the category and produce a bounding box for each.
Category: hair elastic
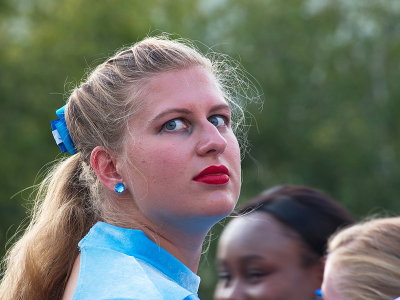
[114,182,125,194]
[51,105,76,155]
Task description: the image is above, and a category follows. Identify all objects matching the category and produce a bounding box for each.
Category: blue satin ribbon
[51,105,76,155]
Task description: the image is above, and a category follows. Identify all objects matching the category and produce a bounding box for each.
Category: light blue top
[72,222,201,300]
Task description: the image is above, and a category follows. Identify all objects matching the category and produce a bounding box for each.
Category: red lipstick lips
[193,165,230,185]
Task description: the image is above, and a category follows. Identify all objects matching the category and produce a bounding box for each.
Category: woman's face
[214,212,322,300]
[118,66,241,232]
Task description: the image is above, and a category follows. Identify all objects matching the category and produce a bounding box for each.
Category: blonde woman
[0,35,257,300]
[322,217,400,300]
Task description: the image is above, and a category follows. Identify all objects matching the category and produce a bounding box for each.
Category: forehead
[140,66,226,109]
[218,212,303,258]
[322,257,345,300]
[124,66,229,129]
[147,65,216,90]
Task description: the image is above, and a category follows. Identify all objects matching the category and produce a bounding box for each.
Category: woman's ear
[90,146,123,192]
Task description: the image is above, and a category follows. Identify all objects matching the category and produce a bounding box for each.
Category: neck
[110,196,222,273]
[142,222,211,273]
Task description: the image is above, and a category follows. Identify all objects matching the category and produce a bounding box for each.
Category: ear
[90,146,123,192]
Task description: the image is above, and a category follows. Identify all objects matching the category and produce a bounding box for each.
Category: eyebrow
[240,255,264,261]
[149,103,231,124]
[215,254,264,265]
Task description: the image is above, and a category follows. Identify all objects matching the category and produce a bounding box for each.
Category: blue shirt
[72,222,201,300]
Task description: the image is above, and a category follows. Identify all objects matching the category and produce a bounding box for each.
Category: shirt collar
[86,221,200,294]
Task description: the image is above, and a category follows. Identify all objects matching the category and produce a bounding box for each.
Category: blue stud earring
[114,182,125,194]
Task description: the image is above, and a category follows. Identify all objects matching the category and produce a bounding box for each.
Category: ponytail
[0,153,98,300]
[1,35,259,299]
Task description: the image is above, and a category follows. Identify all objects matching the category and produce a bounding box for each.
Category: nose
[196,122,227,156]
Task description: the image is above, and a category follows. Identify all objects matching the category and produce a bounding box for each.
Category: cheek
[244,281,282,300]
[227,137,241,186]
[229,134,241,156]
[133,143,186,183]
[245,270,300,299]
[224,132,240,162]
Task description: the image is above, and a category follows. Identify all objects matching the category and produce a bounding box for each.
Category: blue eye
[162,119,187,131]
[208,115,227,127]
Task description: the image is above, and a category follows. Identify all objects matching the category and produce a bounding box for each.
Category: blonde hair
[0,35,257,300]
[326,217,400,300]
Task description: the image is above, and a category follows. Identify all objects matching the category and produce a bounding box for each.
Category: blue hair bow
[51,105,77,154]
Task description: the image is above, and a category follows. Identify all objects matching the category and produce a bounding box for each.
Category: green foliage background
[1,1,400,299]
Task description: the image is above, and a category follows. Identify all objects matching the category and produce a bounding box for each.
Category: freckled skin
[214,212,323,300]
[63,66,242,300]
[117,66,241,233]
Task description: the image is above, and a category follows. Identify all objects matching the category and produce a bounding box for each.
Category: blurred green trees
[1,1,399,299]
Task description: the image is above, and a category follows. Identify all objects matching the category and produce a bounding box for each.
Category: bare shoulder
[62,254,81,300]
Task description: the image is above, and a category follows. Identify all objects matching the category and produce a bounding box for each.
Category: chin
[206,197,237,218]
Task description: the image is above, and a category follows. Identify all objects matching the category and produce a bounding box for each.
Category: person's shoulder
[72,223,200,300]
[72,246,163,300]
